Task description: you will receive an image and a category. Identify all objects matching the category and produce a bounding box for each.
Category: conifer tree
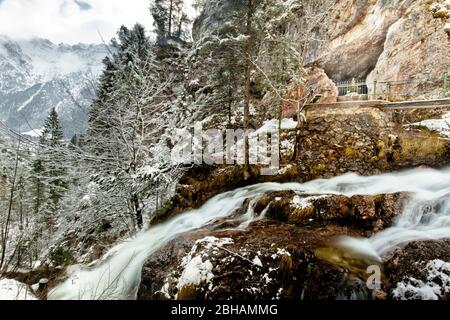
[36,108,67,233]
[85,24,171,230]
[150,0,188,43]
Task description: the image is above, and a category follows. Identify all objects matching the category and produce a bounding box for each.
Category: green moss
[315,246,381,279]
[227,165,247,185]
[373,194,384,200]
[281,164,299,179]
[150,200,173,225]
[310,163,326,176]
[344,147,364,160]
[398,132,449,160]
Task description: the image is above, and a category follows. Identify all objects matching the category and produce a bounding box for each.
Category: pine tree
[85,24,171,231]
[40,108,64,147]
[36,108,67,233]
[193,0,327,169]
[150,0,188,43]
[192,1,247,121]
[151,0,169,43]
[30,157,44,215]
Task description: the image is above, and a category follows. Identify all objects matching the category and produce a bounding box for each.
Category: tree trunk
[133,194,143,229]
[228,82,232,126]
[0,139,20,271]
[168,0,174,37]
[243,0,253,178]
[292,87,305,161]
[177,15,182,38]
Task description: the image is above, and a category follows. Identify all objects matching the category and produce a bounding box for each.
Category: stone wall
[291,104,450,180]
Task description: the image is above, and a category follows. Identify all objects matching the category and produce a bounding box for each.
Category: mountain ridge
[0,35,108,137]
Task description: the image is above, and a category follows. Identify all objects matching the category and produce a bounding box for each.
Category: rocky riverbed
[138,190,443,300]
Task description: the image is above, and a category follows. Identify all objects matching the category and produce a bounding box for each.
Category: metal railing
[334,71,449,101]
[335,79,368,96]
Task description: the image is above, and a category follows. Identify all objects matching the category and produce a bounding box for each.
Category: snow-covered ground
[258,118,298,131]
[0,278,37,300]
[393,259,450,300]
[412,112,450,138]
[22,128,43,138]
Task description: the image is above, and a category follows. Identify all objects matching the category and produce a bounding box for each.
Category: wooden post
[373,80,377,100]
[443,71,448,94]
[387,81,392,100]
[37,278,49,299]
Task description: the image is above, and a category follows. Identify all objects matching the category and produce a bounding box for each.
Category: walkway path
[305,98,450,111]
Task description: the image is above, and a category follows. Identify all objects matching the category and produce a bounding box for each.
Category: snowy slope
[0,278,36,300]
[0,35,108,137]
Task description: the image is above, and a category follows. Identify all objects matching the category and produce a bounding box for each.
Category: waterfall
[48,166,450,300]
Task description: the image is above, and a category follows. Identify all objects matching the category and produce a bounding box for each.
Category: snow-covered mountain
[0,35,108,137]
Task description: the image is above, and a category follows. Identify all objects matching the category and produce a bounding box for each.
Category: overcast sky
[0,0,195,44]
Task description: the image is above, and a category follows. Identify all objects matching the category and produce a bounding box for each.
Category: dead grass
[398,131,449,160]
[177,284,200,300]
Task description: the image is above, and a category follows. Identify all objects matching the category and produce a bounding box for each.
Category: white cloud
[0,0,155,44]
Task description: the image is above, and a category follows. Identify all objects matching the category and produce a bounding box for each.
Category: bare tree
[0,138,23,272]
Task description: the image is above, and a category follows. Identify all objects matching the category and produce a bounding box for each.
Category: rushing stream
[48,166,450,300]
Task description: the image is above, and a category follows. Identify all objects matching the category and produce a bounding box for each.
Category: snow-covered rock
[174,236,234,297]
[393,259,450,300]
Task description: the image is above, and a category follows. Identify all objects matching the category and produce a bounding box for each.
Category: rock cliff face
[366,1,450,98]
[309,0,450,97]
[310,0,410,81]
[310,0,450,96]
[195,0,450,97]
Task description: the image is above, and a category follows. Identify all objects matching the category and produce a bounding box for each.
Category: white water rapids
[48,166,450,300]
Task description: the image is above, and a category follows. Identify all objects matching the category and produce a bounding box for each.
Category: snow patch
[177,237,233,290]
[158,282,171,299]
[412,112,450,138]
[258,118,298,132]
[271,248,292,260]
[0,279,37,300]
[252,256,263,267]
[177,256,214,289]
[291,195,328,209]
[392,259,450,300]
[262,273,272,284]
[22,128,43,138]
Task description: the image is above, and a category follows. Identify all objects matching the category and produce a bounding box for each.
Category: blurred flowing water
[48,166,450,300]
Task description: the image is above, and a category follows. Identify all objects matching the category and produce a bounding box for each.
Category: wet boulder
[255,191,408,233]
[137,219,377,300]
